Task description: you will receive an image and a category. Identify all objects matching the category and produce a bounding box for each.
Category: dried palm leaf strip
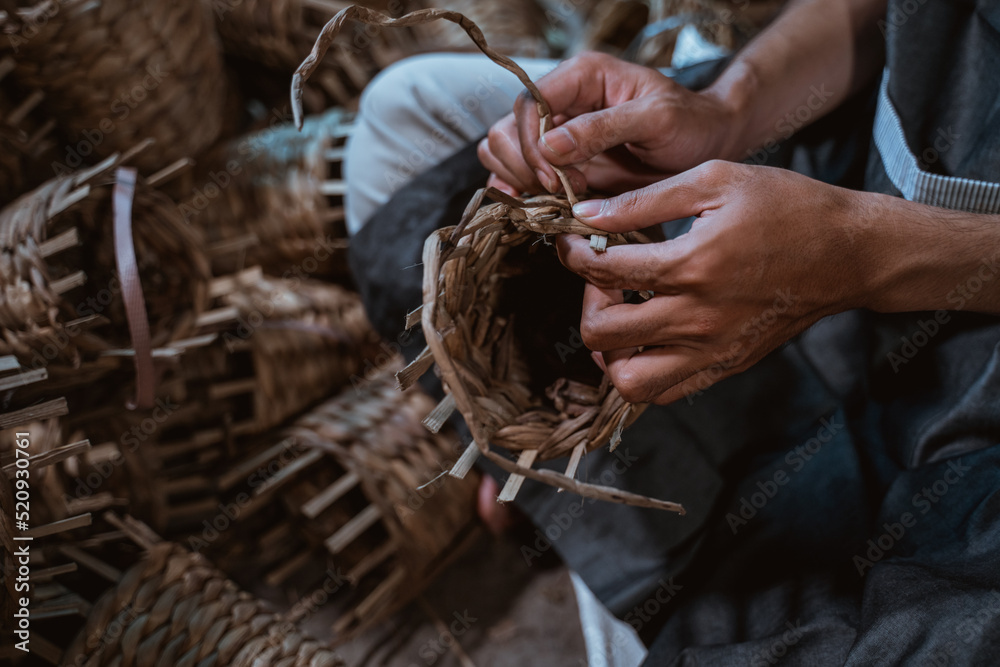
[291,6,576,202]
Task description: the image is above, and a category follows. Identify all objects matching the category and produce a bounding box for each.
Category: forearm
[704,0,888,159]
[850,193,1000,315]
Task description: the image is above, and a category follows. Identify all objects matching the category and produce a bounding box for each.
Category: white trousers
[344,53,557,234]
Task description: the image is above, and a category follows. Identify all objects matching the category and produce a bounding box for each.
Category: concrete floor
[310,530,588,667]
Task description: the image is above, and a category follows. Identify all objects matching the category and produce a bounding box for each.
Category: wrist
[830,189,893,312]
[839,191,1000,314]
[701,60,760,161]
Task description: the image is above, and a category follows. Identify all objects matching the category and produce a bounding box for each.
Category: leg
[344,53,557,235]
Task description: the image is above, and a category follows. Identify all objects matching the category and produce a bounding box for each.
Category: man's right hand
[477,51,746,197]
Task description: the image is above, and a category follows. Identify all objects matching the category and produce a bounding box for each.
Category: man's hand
[477,52,744,197]
[556,161,870,405]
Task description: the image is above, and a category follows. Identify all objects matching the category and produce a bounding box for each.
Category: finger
[576,149,673,194]
[478,135,536,195]
[603,345,710,404]
[580,285,711,351]
[483,115,543,193]
[591,350,607,374]
[556,234,686,292]
[486,173,519,198]
[570,162,728,232]
[529,53,665,121]
[513,54,657,191]
[649,364,733,405]
[512,90,559,193]
[538,99,663,167]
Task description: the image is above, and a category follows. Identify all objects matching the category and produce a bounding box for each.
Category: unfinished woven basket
[208,366,479,640]
[198,268,383,434]
[0,0,228,172]
[398,190,681,511]
[0,149,211,371]
[183,109,352,280]
[291,7,685,512]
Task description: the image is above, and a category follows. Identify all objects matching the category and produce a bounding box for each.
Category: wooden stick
[26,513,92,538]
[301,471,360,519]
[0,397,67,429]
[421,393,456,434]
[324,504,381,555]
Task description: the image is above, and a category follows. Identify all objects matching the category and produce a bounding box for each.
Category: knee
[359,53,455,122]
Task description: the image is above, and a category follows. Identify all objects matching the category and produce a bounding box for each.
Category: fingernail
[572,200,604,219]
[535,169,555,193]
[541,128,575,156]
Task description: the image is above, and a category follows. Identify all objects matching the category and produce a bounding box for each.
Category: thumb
[538,100,657,167]
[570,164,723,232]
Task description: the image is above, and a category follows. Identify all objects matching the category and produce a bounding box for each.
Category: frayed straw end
[422,393,456,433]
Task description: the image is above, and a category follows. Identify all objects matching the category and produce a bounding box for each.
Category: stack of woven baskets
[0,0,790,661]
[0,0,488,660]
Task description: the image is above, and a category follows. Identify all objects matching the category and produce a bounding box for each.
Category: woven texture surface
[185,109,351,279]
[421,0,551,56]
[211,368,478,640]
[407,192,646,461]
[212,0,421,105]
[63,541,345,667]
[2,0,228,171]
[0,156,210,369]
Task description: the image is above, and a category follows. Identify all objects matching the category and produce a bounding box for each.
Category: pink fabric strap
[113,167,155,410]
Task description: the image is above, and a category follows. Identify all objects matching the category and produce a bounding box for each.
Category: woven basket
[0,0,228,172]
[183,109,352,280]
[211,0,421,107]
[209,366,479,640]
[0,150,211,371]
[6,512,339,667]
[419,0,552,57]
[0,360,95,657]
[202,269,383,434]
[0,55,57,204]
[64,269,381,533]
[398,189,683,511]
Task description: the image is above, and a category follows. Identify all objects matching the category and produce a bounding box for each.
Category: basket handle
[291,5,578,204]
